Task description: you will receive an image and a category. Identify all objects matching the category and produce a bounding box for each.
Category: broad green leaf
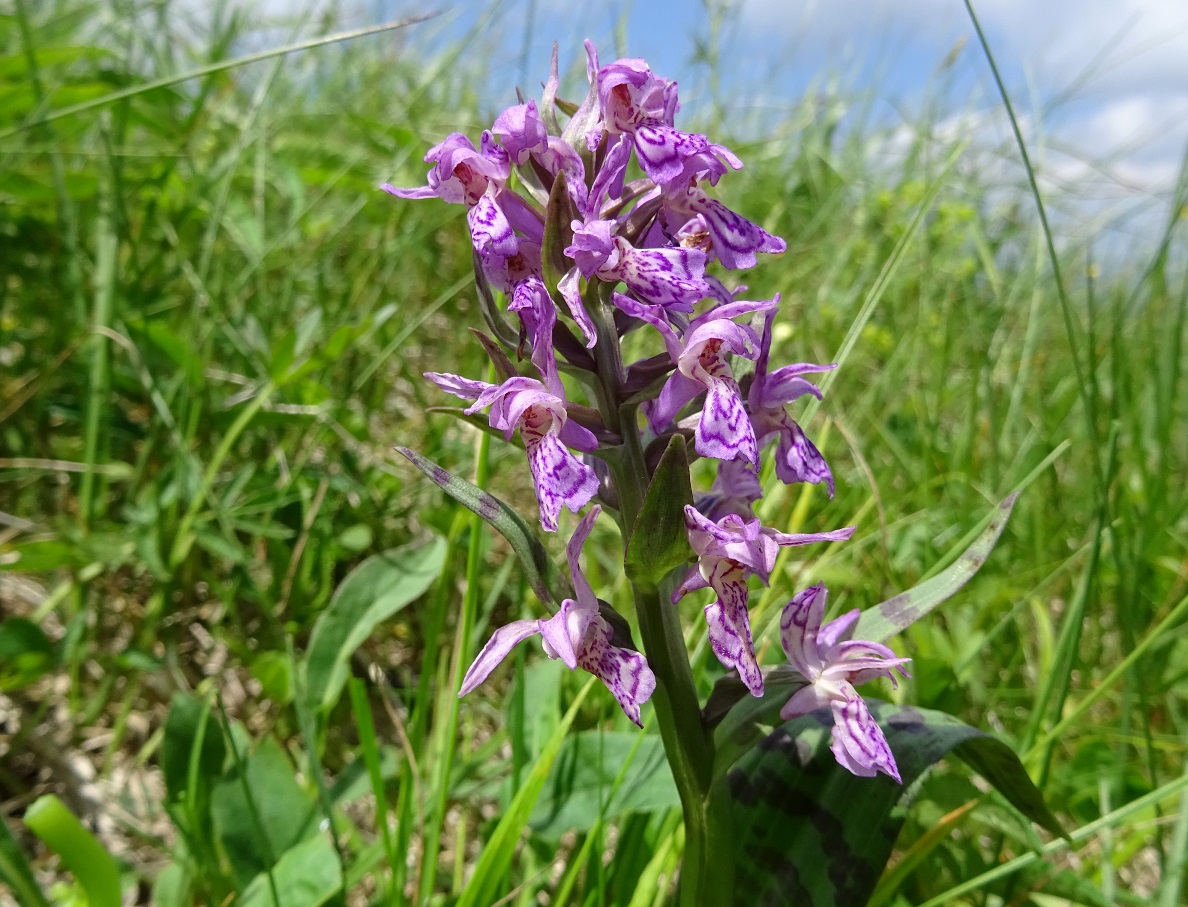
[0,811,50,907]
[725,700,1063,907]
[23,795,121,907]
[160,693,226,805]
[397,447,564,606]
[855,493,1018,642]
[529,731,678,839]
[455,678,594,907]
[211,737,316,887]
[625,435,694,585]
[150,864,191,907]
[305,535,445,712]
[0,617,56,691]
[237,834,342,907]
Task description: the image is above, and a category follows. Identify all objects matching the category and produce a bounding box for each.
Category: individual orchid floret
[644,297,778,469]
[382,132,542,272]
[459,506,656,724]
[596,56,740,185]
[563,220,711,315]
[662,183,787,271]
[694,458,764,522]
[673,507,855,697]
[424,374,599,532]
[779,583,911,782]
[491,100,548,165]
[749,306,837,494]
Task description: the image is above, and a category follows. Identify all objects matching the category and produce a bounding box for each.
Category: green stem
[586,286,729,905]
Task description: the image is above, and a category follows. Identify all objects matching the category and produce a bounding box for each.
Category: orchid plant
[386,42,1061,906]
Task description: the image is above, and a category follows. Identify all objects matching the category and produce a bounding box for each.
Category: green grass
[1,1,1186,905]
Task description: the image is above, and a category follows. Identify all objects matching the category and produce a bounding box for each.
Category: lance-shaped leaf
[625,435,694,585]
[723,700,1065,907]
[397,447,564,606]
[541,171,578,302]
[855,493,1018,643]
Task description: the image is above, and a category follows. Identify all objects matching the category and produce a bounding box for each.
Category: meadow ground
[1,3,1187,906]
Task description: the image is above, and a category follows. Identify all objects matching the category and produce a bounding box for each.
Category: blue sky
[257,0,1188,246]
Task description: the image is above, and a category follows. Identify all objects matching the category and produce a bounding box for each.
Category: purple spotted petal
[508,277,562,397]
[565,505,602,610]
[620,245,709,313]
[557,268,598,348]
[539,599,597,670]
[779,582,828,678]
[577,621,657,727]
[633,123,713,185]
[459,619,543,695]
[697,374,758,467]
[492,100,548,165]
[703,562,763,696]
[773,414,835,495]
[760,362,833,408]
[467,188,517,261]
[829,696,901,783]
[649,371,703,430]
[612,293,682,361]
[672,563,710,602]
[587,135,632,216]
[691,195,786,271]
[525,432,600,532]
[566,219,618,277]
[761,525,855,550]
[424,371,493,403]
[779,681,836,721]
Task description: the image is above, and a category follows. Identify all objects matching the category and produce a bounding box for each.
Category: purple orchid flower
[673,507,855,696]
[749,306,838,494]
[596,56,739,186]
[638,296,779,469]
[662,183,787,271]
[563,219,711,315]
[460,506,656,725]
[424,374,599,531]
[779,583,911,782]
[382,132,543,275]
[491,100,549,165]
[694,458,764,522]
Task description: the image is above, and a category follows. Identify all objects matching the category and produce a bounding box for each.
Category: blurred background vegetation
[1,1,1186,905]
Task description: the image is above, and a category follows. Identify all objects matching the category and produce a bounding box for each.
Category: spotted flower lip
[459,506,656,725]
[779,583,911,782]
[748,305,838,494]
[641,297,778,469]
[673,507,855,697]
[424,374,599,532]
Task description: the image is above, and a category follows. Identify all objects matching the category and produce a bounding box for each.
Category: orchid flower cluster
[386,43,910,782]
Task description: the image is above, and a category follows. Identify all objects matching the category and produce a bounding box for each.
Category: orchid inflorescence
[386,42,909,782]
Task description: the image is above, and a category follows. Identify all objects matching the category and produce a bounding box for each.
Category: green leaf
[150,864,191,907]
[237,834,342,907]
[23,795,121,907]
[160,693,226,804]
[0,617,56,691]
[529,731,678,839]
[305,536,445,713]
[855,493,1018,642]
[625,435,694,585]
[211,736,316,887]
[0,810,50,907]
[397,447,564,606]
[540,170,578,302]
[251,651,294,705]
[725,700,1063,907]
[455,678,595,907]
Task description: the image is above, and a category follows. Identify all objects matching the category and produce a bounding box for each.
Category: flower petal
[459,619,542,695]
[525,432,600,532]
[779,583,828,678]
[704,570,763,696]
[772,413,835,495]
[696,374,758,467]
[565,505,602,610]
[829,696,901,783]
[577,622,657,727]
